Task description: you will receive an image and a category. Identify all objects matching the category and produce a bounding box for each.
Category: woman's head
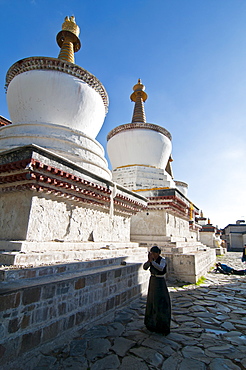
[150,246,161,254]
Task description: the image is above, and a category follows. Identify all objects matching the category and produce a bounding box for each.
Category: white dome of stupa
[107,79,172,171]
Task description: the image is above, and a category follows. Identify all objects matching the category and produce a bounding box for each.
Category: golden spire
[56,16,81,63]
[130,79,148,123]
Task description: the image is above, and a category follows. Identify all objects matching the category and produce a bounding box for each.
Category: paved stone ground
[21,253,246,369]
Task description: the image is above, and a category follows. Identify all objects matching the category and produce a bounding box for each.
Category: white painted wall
[0,191,131,243]
[111,165,176,191]
[0,122,111,179]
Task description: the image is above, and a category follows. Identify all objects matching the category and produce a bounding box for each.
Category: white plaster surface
[7,70,105,138]
[111,165,175,191]
[131,210,191,240]
[107,128,172,170]
[166,248,216,283]
[0,191,131,243]
[0,123,111,179]
[130,208,216,283]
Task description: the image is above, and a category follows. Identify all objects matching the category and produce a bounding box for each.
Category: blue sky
[0,0,246,228]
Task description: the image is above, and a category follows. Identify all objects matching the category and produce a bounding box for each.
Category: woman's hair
[150,245,161,254]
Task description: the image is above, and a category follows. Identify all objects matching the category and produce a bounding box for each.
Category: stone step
[0,242,148,268]
[0,240,141,253]
[173,240,205,247]
[0,248,147,267]
[0,256,129,282]
[160,242,209,254]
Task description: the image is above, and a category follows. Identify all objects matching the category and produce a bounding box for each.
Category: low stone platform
[4,252,245,370]
[0,258,149,366]
[0,241,147,267]
[139,240,216,284]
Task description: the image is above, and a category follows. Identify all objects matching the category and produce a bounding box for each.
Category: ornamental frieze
[107,122,172,141]
[5,57,109,113]
[0,158,146,216]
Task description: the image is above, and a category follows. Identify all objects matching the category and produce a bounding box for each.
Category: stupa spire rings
[56,16,81,63]
[130,79,148,102]
[130,78,148,123]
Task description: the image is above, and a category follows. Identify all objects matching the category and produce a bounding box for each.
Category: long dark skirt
[144,276,171,334]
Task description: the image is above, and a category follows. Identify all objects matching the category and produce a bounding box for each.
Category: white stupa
[107,80,217,284]
[107,79,188,194]
[1,16,111,179]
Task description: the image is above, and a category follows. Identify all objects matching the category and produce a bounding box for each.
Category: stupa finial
[130,78,148,123]
[56,16,81,63]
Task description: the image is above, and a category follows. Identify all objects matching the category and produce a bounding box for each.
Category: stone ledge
[0,255,145,282]
[0,262,142,295]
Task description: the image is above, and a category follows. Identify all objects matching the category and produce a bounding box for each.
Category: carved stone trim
[147,194,190,219]
[0,158,146,215]
[107,123,172,141]
[5,57,109,113]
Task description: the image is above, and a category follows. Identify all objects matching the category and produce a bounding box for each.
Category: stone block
[22,286,41,305]
[115,294,121,307]
[42,321,59,343]
[56,281,70,295]
[121,291,127,304]
[20,329,42,353]
[106,296,115,311]
[76,310,86,325]
[109,284,117,294]
[56,266,66,273]
[0,292,21,312]
[115,269,122,278]
[39,267,54,276]
[64,314,75,330]
[42,284,56,299]
[86,274,100,286]
[16,269,36,279]
[95,302,106,316]
[21,314,30,329]
[100,272,107,283]
[8,317,20,333]
[58,302,67,316]
[32,307,49,324]
[74,277,85,290]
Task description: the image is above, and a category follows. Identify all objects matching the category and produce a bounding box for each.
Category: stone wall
[131,209,167,242]
[165,213,190,239]
[166,249,216,283]
[199,232,215,248]
[0,191,131,243]
[131,210,194,242]
[0,145,147,264]
[0,259,149,366]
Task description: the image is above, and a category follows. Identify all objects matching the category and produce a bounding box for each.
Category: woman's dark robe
[143,256,171,335]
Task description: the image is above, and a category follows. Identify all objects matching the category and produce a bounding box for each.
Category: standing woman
[143,245,171,335]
